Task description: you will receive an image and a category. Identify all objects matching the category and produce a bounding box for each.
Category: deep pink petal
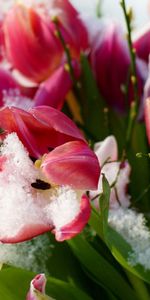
[4,4,63,82]
[41,141,100,190]
[145,98,150,145]
[0,105,86,157]
[133,23,150,63]
[34,61,80,109]
[90,22,147,113]
[50,0,89,58]
[54,194,91,241]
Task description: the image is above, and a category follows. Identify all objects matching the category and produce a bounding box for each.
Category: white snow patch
[44,186,81,230]
[109,207,150,270]
[0,234,52,272]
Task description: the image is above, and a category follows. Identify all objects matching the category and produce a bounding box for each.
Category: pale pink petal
[94,135,118,166]
[90,136,131,209]
[41,141,100,190]
[110,161,131,209]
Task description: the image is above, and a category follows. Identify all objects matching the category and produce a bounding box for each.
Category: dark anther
[31,179,51,190]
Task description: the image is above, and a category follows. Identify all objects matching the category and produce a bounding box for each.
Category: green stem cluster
[52,17,75,83]
[120,0,139,148]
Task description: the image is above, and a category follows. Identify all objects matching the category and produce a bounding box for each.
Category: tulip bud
[26,274,54,300]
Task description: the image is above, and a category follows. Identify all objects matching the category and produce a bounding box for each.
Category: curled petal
[41,141,100,190]
[145,98,150,144]
[54,194,91,241]
[34,61,80,109]
[0,105,85,157]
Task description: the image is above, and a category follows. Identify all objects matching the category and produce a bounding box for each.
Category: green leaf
[68,235,137,300]
[127,123,150,211]
[80,54,108,141]
[46,235,92,294]
[106,226,150,285]
[0,267,93,300]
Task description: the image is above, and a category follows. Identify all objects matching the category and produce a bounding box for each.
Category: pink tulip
[90,22,147,113]
[0,106,100,243]
[133,23,150,63]
[4,4,63,83]
[145,98,150,144]
[0,105,86,157]
[26,274,52,300]
[0,132,97,243]
[90,136,131,209]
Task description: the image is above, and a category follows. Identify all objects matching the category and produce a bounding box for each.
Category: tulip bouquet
[0,0,150,299]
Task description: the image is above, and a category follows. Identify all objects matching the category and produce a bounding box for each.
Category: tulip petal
[34,65,72,109]
[94,135,118,166]
[0,105,86,157]
[4,4,63,82]
[90,22,146,113]
[34,61,80,109]
[133,23,150,63]
[41,141,100,190]
[145,98,150,145]
[90,135,131,209]
[50,0,89,58]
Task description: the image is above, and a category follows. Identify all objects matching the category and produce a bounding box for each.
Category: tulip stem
[120,0,139,148]
[53,17,76,84]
